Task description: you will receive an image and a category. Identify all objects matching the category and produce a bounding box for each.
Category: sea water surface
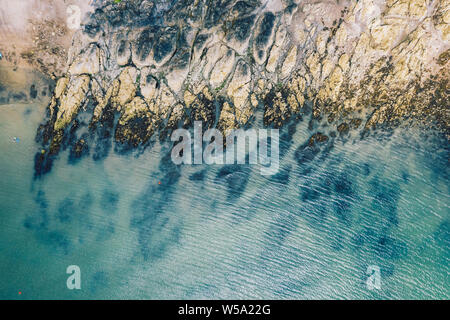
[0,69,449,299]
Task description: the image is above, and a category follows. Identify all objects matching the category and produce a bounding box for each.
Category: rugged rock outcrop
[35,0,449,176]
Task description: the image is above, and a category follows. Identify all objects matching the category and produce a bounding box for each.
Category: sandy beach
[0,0,95,78]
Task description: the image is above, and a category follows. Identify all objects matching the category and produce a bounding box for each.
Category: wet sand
[0,0,95,78]
[0,64,53,106]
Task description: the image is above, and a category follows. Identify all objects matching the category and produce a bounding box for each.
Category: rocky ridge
[35,0,449,176]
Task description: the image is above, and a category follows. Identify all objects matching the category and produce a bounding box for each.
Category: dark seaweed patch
[370,179,400,226]
[89,271,108,294]
[300,186,321,202]
[216,165,250,200]
[68,134,90,164]
[11,91,27,102]
[129,150,184,261]
[131,196,181,260]
[194,33,209,50]
[255,12,275,47]
[401,170,409,182]
[264,211,299,247]
[25,191,50,231]
[361,163,371,176]
[57,198,76,223]
[153,27,177,63]
[229,15,255,42]
[294,144,320,166]
[189,169,207,181]
[95,221,116,242]
[334,173,353,196]
[135,29,154,62]
[38,230,71,255]
[374,236,408,260]
[79,192,94,212]
[23,208,48,231]
[299,201,329,228]
[117,40,128,56]
[232,0,258,16]
[30,84,38,99]
[433,220,450,249]
[100,190,120,214]
[270,166,290,184]
[278,121,297,160]
[204,0,234,28]
[92,137,112,161]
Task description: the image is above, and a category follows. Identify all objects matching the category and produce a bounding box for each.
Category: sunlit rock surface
[35,0,449,176]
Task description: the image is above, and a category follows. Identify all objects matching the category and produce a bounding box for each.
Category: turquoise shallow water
[0,82,449,299]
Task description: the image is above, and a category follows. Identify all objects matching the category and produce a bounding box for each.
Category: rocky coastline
[34,0,449,176]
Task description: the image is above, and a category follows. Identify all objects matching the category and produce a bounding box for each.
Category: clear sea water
[0,69,449,299]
